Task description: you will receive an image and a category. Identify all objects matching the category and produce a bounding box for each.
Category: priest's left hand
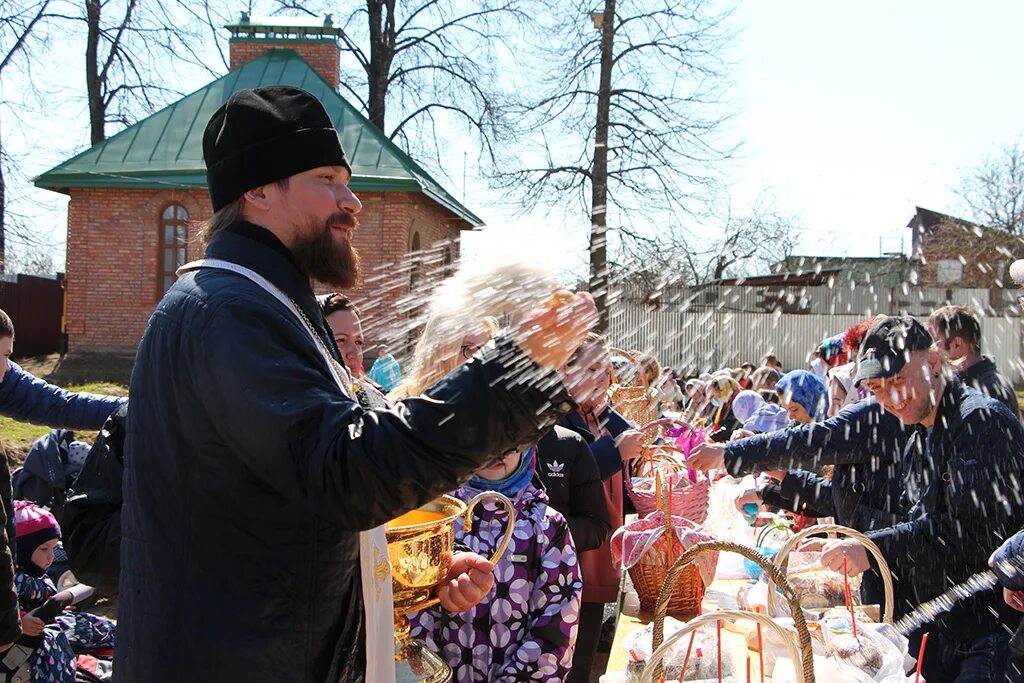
[821,539,871,575]
[437,552,495,613]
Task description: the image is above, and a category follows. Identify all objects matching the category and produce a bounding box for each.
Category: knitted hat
[14,500,60,574]
[67,441,91,469]
[203,86,352,212]
[684,379,705,397]
[775,370,828,421]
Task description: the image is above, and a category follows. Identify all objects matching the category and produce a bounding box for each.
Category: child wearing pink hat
[14,501,114,682]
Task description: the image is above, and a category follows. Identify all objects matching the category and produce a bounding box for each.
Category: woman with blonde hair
[391,315,499,399]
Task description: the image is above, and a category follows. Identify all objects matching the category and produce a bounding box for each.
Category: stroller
[0,582,111,682]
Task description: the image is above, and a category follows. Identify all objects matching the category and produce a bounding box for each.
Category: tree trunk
[0,130,5,273]
[85,0,105,144]
[366,0,396,133]
[589,0,616,333]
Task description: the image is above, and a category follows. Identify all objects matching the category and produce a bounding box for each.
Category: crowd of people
[0,84,1021,683]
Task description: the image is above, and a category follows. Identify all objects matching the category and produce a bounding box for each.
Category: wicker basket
[766,523,895,623]
[626,473,714,618]
[628,473,710,523]
[643,541,817,683]
[628,533,707,617]
[608,347,661,437]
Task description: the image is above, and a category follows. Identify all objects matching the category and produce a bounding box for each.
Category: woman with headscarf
[728,390,789,441]
[734,370,835,519]
[775,369,828,424]
[707,373,742,442]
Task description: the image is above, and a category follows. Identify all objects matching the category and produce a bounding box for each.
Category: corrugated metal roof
[34,48,483,226]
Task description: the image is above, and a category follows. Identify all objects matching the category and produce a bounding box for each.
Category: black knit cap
[203,86,352,212]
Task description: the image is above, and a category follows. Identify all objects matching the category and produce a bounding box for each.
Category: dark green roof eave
[34,172,484,226]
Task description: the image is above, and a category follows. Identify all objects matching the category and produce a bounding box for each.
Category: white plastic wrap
[622,618,746,683]
[818,615,913,683]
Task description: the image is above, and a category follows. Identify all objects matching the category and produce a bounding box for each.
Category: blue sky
[6,1,1024,278]
[464,1,1024,274]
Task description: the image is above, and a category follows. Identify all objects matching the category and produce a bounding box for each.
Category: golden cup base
[395,636,452,683]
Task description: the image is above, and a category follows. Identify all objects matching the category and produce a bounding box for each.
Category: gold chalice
[386,492,516,683]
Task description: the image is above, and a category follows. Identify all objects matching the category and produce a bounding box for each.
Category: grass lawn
[1,353,130,463]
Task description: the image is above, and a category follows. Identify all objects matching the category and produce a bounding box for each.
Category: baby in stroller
[8,502,114,682]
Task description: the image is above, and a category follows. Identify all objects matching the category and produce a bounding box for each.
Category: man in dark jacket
[690,396,910,533]
[815,316,1024,683]
[928,305,1019,415]
[534,425,611,554]
[118,86,597,682]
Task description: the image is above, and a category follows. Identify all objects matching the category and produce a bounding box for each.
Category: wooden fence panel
[0,274,65,357]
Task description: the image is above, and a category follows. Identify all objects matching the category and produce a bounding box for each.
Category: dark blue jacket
[0,362,125,431]
[760,470,835,519]
[960,356,1019,415]
[993,529,1024,592]
[724,398,910,531]
[867,381,1024,642]
[558,407,634,481]
[118,223,576,683]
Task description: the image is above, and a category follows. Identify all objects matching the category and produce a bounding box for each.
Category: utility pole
[589,0,615,332]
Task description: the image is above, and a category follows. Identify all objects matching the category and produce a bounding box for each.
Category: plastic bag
[787,550,861,611]
[819,615,910,682]
[622,619,744,683]
[705,477,752,542]
[743,616,827,672]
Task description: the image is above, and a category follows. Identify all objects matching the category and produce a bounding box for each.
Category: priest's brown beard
[291,211,361,289]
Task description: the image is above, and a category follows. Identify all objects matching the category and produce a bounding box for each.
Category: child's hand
[21,612,44,636]
[437,552,495,613]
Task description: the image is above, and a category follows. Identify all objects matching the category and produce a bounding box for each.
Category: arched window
[159,204,189,294]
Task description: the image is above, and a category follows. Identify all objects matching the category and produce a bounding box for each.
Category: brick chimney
[227,13,342,89]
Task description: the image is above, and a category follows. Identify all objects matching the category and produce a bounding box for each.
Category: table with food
[596,421,935,683]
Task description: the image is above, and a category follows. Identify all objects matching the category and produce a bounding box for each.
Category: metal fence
[617,283,1016,317]
[608,303,1024,383]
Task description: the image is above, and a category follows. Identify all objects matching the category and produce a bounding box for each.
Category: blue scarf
[470,447,536,497]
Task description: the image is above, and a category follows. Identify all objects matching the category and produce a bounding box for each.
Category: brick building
[34,15,482,355]
[907,206,1024,288]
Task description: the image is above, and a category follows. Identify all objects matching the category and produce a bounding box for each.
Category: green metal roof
[34,48,483,226]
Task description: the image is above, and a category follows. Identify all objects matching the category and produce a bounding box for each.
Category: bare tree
[614,190,801,297]
[0,0,54,270]
[44,0,217,144]
[955,139,1024,236]
[271,0,522,173]
[4,240,54,275]
[492,0,737,330]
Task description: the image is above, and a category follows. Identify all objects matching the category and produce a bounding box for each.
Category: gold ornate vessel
[386,492,516,683]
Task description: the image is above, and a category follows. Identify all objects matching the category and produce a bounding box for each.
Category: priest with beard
[117,86,597,683]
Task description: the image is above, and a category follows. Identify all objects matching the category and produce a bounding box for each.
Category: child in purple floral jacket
[409,446,583,682]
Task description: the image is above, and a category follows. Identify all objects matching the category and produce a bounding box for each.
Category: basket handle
[639,610,806,683]
[648,540,815,683]
[633,445,691,478]
[766,523,895,624]
[609,347,640,386]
